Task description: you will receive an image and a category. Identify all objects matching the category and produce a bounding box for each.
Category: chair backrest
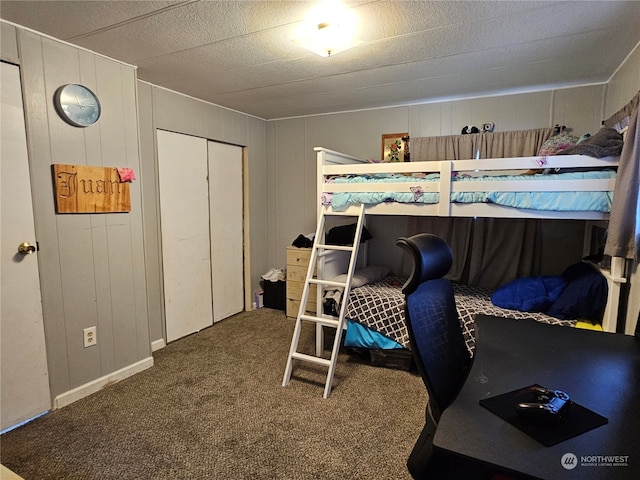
[396,234,472,423]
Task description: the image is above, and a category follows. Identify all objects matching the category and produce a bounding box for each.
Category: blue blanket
[491,276,567,312]
[491,262,608,322]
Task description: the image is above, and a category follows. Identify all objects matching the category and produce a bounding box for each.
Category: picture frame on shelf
[381,132,409,162]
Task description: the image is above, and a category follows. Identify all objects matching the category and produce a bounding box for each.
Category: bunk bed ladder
[282,204,366,398]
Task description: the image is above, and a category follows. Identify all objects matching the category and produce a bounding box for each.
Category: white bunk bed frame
[314,146,626,334]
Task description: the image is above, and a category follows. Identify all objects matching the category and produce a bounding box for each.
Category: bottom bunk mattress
[342,276,576,355]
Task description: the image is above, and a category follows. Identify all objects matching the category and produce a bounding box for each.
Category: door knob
[18,242,36,255]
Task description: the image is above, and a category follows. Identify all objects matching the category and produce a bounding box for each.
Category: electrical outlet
[83,326,97,348]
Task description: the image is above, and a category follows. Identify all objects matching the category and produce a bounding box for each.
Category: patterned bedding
[345,276,576,354]
[325,170,616,213]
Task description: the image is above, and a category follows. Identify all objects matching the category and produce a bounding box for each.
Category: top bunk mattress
[323,170,616,213]
[316,148,619,218]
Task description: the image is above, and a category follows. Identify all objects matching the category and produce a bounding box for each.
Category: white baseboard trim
[151,338,166,352]
[53,356,154,410]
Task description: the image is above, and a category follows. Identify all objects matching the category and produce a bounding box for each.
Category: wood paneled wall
[2,21,268,371]
[605,43,640,119]
[3,24,150,400]
[266,85,608,271]
[267,51,640,330]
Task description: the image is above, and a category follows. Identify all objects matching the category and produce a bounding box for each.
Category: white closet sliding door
[157,130,213,342]
[157,131,245,342]
[208,141,244,322]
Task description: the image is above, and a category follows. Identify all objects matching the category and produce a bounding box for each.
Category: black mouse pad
[479,384,608,446]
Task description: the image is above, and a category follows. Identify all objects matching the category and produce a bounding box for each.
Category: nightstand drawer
[287,281,317,301]
[287,265,310,283]
[286,247,312,267]
[286,298,318,318]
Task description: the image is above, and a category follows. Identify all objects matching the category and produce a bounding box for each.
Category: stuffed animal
[461,122,494,134]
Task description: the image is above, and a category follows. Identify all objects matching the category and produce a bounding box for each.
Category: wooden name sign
[53,164,131,213]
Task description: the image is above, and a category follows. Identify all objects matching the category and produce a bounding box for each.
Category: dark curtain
[467,218,542,286]
[604,91,640,260]
[405,216,473,281]
[407,128,554,288]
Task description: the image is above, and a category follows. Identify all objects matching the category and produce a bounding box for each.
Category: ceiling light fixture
[293,0,362,57]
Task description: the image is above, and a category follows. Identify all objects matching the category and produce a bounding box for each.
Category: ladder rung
[316,244,355,252]
[300,314,339,327]
[309,279,347,288]
[323,210,362,217]
[291,352,331,367]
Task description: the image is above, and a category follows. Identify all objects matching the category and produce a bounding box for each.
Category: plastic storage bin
[262,280,286,311]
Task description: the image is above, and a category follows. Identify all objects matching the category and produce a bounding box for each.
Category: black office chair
[396,233,473,479]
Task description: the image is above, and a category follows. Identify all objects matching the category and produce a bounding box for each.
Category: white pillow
[330,265,390,288]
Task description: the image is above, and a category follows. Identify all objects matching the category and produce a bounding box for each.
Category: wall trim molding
[1,19,137,68]
[151,339,166,351]
[53,357,154,409]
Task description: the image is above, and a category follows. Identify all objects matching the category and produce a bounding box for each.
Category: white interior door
[208,141,244,322]
[157,130,213,342]
[1,61,51,431]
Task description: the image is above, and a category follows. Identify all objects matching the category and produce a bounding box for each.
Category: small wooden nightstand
[286,247,317,318]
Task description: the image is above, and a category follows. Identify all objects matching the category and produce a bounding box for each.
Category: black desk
[433,314,640,480]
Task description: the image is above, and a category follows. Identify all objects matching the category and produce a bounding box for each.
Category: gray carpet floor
[0,308,426,479]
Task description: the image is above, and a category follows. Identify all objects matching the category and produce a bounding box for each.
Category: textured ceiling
[2,0,639,120]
